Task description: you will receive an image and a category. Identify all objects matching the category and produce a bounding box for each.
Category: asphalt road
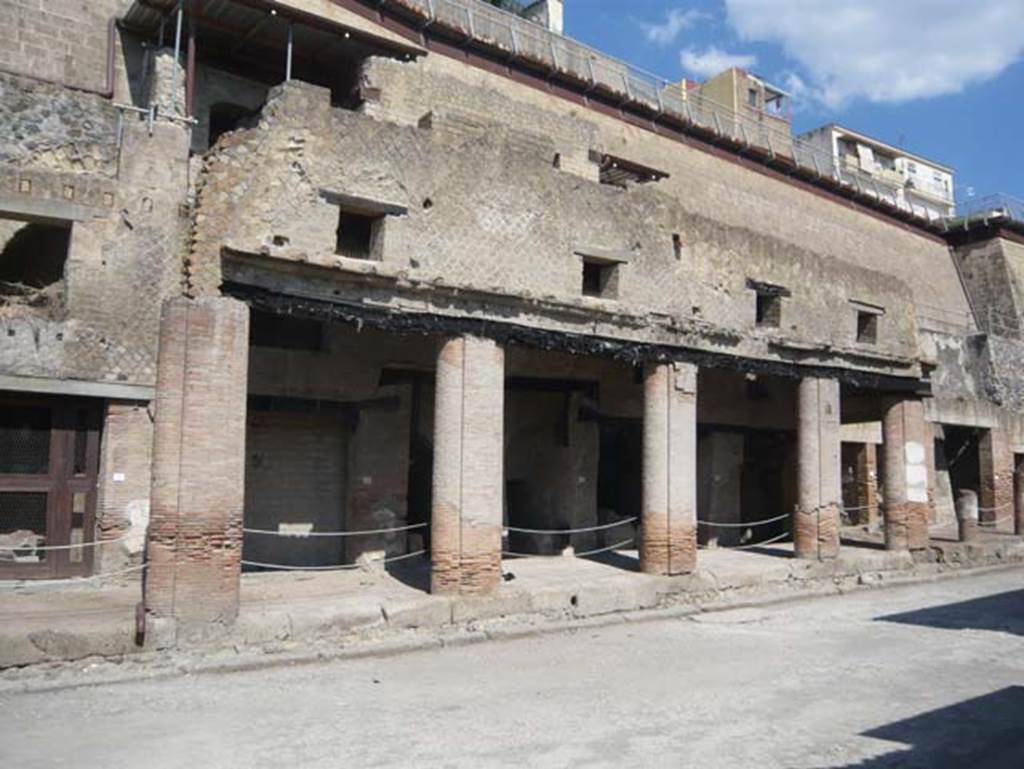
[2,569,1023,768]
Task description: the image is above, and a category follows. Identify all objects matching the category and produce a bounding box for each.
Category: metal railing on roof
[955,194,1024,226]
[390,0,938,223]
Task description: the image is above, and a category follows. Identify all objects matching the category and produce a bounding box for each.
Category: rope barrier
[504,518,637,536]
[502,537,635,559]
[242,522,429,538]
[0,531,134,553]
[241,549,427,572]
[977,502,1015,513]
[979,515,1017,528]
[697,512,789,528]
[0,562,147,588]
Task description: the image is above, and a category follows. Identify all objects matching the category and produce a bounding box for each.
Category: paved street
[2,570,1023,768]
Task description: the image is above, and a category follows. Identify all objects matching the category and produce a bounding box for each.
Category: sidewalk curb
[3,558,1021,696]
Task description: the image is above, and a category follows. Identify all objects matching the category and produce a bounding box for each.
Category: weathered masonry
[1,0,1023,631]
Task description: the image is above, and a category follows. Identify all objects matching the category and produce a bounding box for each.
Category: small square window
[336,210,383,260]
[581,259,618,299]
[747,88,759,108]
[856,311,878,344]
[755,292,781,327]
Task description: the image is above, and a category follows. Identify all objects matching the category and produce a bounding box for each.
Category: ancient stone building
[1,0,1022,629]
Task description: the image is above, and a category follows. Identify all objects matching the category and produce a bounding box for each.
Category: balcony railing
[389,0,944,223]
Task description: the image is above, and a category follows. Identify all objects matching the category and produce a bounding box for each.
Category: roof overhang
[120,0,425,76]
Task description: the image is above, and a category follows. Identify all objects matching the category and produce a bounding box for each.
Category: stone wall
[0,0,128,94]
[192,81,920,380]
[361,53,966,315]
[0,73,189,387]
[953,238,1018,336]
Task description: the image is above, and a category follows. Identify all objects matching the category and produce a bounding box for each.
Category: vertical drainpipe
[170,0,183,114]
[185,0,197,118]
[285,22,294,82]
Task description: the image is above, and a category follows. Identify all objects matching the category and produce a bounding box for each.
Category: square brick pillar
[979,428,1014,530]
[881,398,931,551]
[641,362,697,576]
[431,336,505,595]
[794,378,841,560]
[144,298,249,624]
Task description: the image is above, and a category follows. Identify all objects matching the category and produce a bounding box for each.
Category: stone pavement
[2,568,1023,768]
[1,532,1023,677]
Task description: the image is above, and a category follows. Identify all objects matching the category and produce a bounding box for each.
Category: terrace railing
[955,194,1024,227]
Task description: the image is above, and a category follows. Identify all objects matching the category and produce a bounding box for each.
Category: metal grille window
[0,406,51,474]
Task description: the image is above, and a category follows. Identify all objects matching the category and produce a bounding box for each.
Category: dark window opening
[857,311,878,344]
[208,102,260,146]
[747,279,788,329]
[336,210,383,260]
[250,309,324,351]
[747,88,759,108]
[755,292,781,327]
[582,259,618,299]
[672,233,683,259]
[0,219,70,317]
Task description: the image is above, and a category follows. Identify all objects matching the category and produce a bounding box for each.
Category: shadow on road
[875,589,1024,636]
[823,686,1024,768]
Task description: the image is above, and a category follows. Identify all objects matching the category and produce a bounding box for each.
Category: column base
[793,505,840,560]
[640,522,697,576]
[958,518,980,544]
[885,501,930,551]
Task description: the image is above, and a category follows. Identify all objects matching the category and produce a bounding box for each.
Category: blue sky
[563,0,1024,203]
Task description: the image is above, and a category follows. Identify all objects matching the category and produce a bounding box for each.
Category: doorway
[0,395,102,579]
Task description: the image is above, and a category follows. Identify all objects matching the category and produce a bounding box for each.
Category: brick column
[794,378,841,560]
[641,361,698,575]
[979,428,1014,530]
[881,398,931,551]
[431,336,505,595]
[144,298,249,624]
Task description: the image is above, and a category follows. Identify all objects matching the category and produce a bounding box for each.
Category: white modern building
[798,124,955,220]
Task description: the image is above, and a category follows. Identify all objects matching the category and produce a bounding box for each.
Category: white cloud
[723,0,1024,107]
[637,8,707,46]
[680,46,757,79]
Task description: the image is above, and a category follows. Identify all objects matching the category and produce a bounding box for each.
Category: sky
[563,0,1024,203]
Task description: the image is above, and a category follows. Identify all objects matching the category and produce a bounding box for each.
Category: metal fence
[391,0,941,221]
[955,194,1024,226]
